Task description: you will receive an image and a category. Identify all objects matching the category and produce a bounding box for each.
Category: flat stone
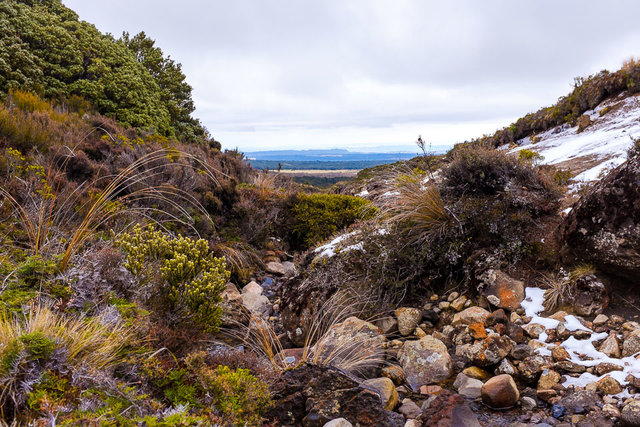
[242,280,263,294]
[323,418,353,427]
[452,307,491,326]
[265,261,286,275]
[599,333,621,358]
[398,398,422,419]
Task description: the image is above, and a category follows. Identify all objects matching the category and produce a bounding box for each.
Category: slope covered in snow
[509,92,640,184]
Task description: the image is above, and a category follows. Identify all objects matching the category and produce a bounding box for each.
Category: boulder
[452,307,490,326]
[267,364,403,427]
[311,317,386,377]
[398,336,452,392]
[395,307,422,336]
[559,153,640,282]
[362,377,398,410]
[478,269,525,311]
[481,374,520,409]
[577,113,592,133]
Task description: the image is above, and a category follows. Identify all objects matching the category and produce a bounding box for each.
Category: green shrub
[291,193,375,248]
[209,365,272,426]
[518,149,544,164]
[118,225,230,332]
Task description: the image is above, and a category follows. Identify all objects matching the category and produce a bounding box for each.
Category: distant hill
[245,147,452,170]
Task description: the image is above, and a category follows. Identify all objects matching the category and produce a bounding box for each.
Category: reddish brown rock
[481,374,520,409]
[478,270,525,311]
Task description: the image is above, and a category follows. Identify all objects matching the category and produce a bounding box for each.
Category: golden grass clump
[378,168,453,244]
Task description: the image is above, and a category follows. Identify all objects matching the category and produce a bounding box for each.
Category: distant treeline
[249,160,407,170]
[293,176,347,188]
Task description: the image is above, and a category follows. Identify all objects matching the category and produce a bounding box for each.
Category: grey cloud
[63,0,640,150]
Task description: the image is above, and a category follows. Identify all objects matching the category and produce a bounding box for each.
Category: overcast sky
[63,1,640,152]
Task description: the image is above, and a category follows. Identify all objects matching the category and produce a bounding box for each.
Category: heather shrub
[117,224,230,333]
[291,193,375,249]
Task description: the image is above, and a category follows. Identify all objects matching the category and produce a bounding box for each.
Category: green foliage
[19,331,56,359]
[16,255,59,287]
[291,193,374,248]
[27,371,75,413]
[0,0,206,141]
[118,225,230,332]
[518,149,544,164]
[208,365,272,426]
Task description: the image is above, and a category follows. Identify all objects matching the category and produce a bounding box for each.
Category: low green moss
[19,331,56,359]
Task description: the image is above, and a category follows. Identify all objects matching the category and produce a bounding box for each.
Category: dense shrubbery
[0,0,208,142]
[284,144,563,323]
[291,193,375,249]
[118,225,230,333]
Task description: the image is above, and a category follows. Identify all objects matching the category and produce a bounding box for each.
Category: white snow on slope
[510,93,640,182]
[523,287,640,391]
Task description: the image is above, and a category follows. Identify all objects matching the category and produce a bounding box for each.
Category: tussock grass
[541,270,574,312]
[0,305,137,414]
[221,292,386,379]
[1,148,226,270]
[378,168,454,245]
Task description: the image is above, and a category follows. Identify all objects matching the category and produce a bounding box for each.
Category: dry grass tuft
[541,270,574,312]
[221,292,386,378]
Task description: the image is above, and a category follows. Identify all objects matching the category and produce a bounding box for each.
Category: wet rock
[559,153,640,282]
[362,377,398,410]
[478,269,526,311]
[597,375,623,395]
[481,374,520,409]
[398,336,452,391]
[622,399,640,426]
[599,333,621,358]
[395,307,423,336]
[312,317,386,377]
[623,329,640,357]
[452,307,490,326]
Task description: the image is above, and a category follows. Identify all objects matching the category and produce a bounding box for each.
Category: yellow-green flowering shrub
[118,225,230,332]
